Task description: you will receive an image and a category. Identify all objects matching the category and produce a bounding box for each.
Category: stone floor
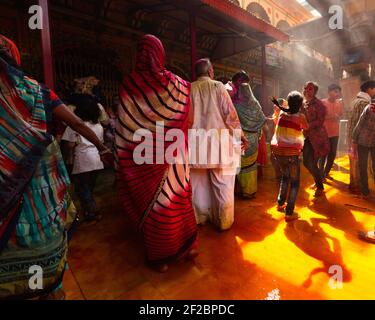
[63,155,375,300]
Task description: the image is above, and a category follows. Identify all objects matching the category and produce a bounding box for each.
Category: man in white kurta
[189,59,246,231]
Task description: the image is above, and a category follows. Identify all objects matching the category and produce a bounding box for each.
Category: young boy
[320,84,344,179]
[269,98,287,181]
[62,94,105,222]
[271,91,309,222]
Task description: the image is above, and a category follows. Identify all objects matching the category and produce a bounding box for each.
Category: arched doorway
[276,20,291,32]
[246,2,271,23]
[228,0,241,6]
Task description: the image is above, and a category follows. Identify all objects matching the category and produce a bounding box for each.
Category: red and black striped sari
[115,35,198,264]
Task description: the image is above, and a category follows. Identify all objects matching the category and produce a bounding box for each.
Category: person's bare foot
[186,249,199,261]
[153,263,169,273]
[157,264,169,273]
[147,261,169,273]
[277,204,287,213]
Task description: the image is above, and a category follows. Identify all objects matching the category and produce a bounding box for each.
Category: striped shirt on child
[271,112,308,156]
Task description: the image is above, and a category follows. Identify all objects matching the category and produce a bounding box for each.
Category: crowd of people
[1,33,375,300]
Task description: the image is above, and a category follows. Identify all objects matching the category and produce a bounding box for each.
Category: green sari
[233,84,266,198]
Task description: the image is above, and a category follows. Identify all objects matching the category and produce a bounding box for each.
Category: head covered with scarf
[0,34,21,66]
[233,83,266,135]
[118,34,190,138]
[135,34,166,73]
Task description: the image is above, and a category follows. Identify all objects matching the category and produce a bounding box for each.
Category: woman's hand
[241,136,249,152]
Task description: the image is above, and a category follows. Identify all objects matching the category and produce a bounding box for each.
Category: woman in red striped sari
[115,35,198,272]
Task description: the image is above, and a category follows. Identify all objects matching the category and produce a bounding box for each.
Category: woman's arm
[300,113,309,130]
[54,104,106,151]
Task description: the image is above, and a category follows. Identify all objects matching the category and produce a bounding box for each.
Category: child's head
[232,70,250,87]
[72,94,101,124]
[287,91,304,114]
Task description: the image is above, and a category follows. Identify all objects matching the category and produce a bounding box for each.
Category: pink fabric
[257,131,268,166]
[322,99,344,138]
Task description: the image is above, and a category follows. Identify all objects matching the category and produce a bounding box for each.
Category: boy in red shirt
[271,91,309,222]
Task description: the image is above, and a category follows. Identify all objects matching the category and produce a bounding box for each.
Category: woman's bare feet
[148,262,169,273]
[156,264,169,273]
[186,249,199,261]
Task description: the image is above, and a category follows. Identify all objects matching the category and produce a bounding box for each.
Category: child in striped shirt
[271,91,309,222]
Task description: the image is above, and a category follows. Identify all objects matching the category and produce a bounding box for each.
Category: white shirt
[189,77,243,169]
[62,122,104,175]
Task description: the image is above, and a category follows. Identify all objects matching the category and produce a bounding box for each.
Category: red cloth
[257,131,268,166]
[304,97,330,159]
[116,35,197,264]
[0,35,21,66]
